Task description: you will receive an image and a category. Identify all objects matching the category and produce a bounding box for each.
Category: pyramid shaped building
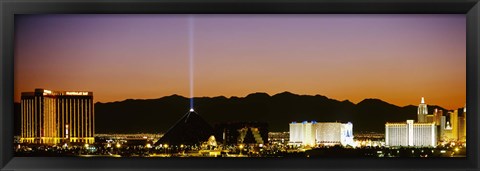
[155,109,214,146]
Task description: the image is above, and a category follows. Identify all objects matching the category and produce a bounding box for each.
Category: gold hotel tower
[20,89,94,144]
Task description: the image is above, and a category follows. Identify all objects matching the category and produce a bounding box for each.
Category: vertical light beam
[189,15,195,111]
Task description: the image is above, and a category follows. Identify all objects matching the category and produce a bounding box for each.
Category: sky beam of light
[189,15,195,111]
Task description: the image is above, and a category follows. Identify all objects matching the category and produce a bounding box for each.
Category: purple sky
[14,14,466,109]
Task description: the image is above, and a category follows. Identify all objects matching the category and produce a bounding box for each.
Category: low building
[268,132,289,145]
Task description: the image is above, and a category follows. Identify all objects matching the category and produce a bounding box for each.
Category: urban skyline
[16,89,464,134]
[15,88,466,157]
[14,14,466,157]
[14,14,466,109]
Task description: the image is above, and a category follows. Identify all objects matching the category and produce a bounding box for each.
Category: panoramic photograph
[13,14,466,157]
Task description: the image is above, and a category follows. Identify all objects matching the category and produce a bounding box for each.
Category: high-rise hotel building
[385,120,437,147]
[289,121,354,147]
[385,97,437,147]
[20,89,94,144]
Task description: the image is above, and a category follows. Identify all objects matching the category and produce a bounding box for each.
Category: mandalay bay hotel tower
[20,89,94,144]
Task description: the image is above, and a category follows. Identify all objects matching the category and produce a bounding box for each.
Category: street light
[239,144,244,156]
[164,144,169,154]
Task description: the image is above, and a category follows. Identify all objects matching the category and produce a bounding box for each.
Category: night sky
[14,14,466,110]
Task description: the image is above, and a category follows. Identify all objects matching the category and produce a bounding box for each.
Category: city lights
[43,90,52,95]
[13,13,466,159]
[15,89,466,158]
[65,92,89,96]
[20,89,94,144]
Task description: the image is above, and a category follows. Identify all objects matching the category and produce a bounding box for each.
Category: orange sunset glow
[14,14,465,110]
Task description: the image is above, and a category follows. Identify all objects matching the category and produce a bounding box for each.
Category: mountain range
[14,92,450,135]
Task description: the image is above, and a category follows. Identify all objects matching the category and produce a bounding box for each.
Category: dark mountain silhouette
[13,92,449,135]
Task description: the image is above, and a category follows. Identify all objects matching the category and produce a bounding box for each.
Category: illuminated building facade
[433,109,443,125]
[385,120,437,147]
[289,121,315,146]
[459,106,466,142]
[450,110,459,140]
[385,97,438,147]
[20,89,94,144]
[268,132,289,145]
[410,97,467,143]
[289,121,354,147]
[440,106,466,142]
[417,97,428,123]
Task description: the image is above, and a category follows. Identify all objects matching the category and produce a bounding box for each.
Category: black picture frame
[1,0,479,170]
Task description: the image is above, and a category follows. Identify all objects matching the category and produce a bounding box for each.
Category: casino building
[385,97,466,147]
[289,121,354,147]
[20,89,94,144]
[385,120,436,147]
[385,97,437,147]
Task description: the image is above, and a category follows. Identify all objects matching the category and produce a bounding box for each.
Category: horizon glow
[14,14,466,110]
